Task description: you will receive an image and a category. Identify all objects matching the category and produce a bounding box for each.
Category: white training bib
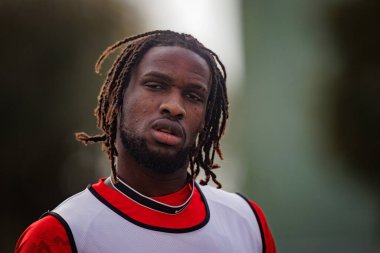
[53,184,262,253]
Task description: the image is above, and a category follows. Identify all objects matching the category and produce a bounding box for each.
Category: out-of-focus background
[1,0,379,252]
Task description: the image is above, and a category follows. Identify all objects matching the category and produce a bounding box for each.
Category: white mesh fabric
[53,184,262,253]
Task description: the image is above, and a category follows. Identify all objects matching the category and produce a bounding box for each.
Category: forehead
[134,46,211,85]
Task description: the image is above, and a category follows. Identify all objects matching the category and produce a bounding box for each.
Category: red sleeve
[15,215,72,253]
[249,200,277,253]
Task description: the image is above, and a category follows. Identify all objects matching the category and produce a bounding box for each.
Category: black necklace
[111,176,194,215]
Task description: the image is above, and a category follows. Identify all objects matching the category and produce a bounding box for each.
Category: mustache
[119,127,190,174]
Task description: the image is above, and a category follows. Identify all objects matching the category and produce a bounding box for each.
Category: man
[15,30,276,253]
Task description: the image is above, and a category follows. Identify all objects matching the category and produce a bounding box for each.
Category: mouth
[151,119,185,146]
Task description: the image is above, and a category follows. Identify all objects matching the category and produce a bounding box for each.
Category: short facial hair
[119,123,190,174]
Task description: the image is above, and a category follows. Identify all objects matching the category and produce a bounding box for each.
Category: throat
[109,175,194,215]
[113,155,189,197]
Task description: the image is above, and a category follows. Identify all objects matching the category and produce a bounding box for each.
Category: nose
[159,95,186,120]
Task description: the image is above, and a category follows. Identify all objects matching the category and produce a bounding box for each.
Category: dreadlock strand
[95,30,175,73]
[96,47,131,126]
[199,171,211,186]
[189,158,195,179]
[110,152,118,183]
[75,132,106,145]
[210,170,222,189]
[205,48,227,82]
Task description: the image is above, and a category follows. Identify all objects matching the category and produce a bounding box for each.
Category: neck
[106,143,188,197]
[117,161,188,197]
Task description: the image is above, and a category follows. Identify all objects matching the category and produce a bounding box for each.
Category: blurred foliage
[241,0,379,251]
[329,0,380,196]
[0,0,140,250]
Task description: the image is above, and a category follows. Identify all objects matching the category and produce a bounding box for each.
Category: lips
[151,118,185,146]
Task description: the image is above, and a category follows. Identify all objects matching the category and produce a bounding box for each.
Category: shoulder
[15,214,72,253]
[199,185,260,229]
[199,184,254,217]
[199,185,277,253]
[199,184,245,207]
[239,195,277,253]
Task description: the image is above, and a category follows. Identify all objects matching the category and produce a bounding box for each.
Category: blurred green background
[1,0,379,252]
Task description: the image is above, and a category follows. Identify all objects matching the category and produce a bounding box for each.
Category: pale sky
[126,0,244,90]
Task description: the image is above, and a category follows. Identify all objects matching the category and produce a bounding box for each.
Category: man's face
[118,46,211,173]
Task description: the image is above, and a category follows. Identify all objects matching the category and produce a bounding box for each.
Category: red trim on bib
[249,201,277,253]
[92,178,207,229]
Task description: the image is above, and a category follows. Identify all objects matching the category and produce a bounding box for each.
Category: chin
[149,143,183,157]
[120,128,190,174]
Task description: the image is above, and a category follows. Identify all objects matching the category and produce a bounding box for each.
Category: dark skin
[105,46,211,197]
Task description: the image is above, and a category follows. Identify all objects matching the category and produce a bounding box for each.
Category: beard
[119,127,190,174]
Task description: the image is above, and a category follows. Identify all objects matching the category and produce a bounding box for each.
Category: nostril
[176,114,184,121]
[160,102,186,120]
[161,108,170,115]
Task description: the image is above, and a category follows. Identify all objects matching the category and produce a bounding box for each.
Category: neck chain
[111,176,195,215]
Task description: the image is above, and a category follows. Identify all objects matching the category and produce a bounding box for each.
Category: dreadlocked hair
[75,30,229,188]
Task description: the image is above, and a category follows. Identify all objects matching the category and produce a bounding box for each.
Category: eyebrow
[143,71,208,92]
[143,71,172,83]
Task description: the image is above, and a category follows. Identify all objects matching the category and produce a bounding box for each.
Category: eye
[186,92,204,103]
[144,82,165,90]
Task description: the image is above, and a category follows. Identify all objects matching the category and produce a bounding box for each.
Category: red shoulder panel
[15,215,71,253]
[249,200,277,253]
